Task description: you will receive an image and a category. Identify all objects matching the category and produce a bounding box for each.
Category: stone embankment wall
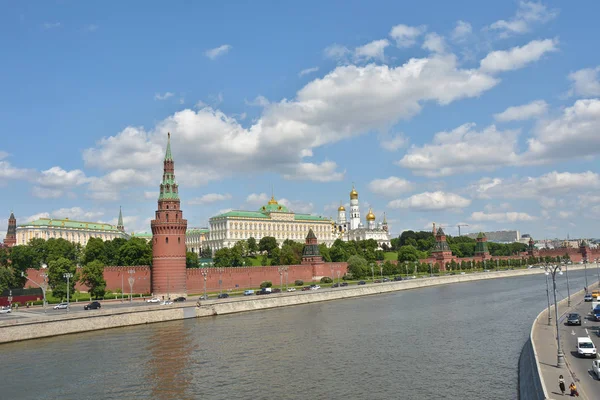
[518,336,546,400]
[2,266,584,345]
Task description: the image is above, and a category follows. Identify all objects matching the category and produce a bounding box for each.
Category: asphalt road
[559,297,600,397]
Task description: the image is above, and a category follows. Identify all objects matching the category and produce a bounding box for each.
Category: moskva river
[0,269,593,399]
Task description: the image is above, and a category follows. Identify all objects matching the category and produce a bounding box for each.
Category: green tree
[45,238,78,263]
[118,238,152,266]
[247,237,258,256]
[48,257,77,300]
[82,237,107,265]
[7,245,35,275]
[199,246,212,259]
[213,248,232,268]
[186,251,199,268]
[258,236,278,256]
[230,243,245,266]
[105,237,128,266]
[397,245,420,262]
[318,244,332,262]
[28,238,48,267]
[330,239,348,262]
[80,260,106,299]
[347,255,368,278]
[270,247,281,265]
[280,242,303,265]
[0,266,15,295]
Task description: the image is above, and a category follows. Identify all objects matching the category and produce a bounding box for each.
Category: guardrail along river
[0,269,593,399]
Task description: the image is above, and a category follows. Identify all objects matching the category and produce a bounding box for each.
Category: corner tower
[151,133,188,299]
[3,211,16,247]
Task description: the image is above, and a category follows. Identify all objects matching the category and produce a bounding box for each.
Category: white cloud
[154,92,174,101]
[558,211,574,219]
[368,176,415,197]
[523,99,600,161]
[245,95,270,107]
[51,207,104,222]
[43,22,61,29]
[31,187,63,199]
[451,21,472,42]
[388,191,471,211]
[144,191,157,200]
[398,123,519,177]
[354,39,389,62]
[568,66,600,97]
[0,158,35,185]
[217,208,233,215]
[379,133,408,151]
[422,33,446,54]
[282,161,344,182]
[470,211,537,222]
[246,193,270,206]
[469,171,600,199]
[24,212,50,223]
[324,44,351,60]
[299,67,319,77]
[494,100,548,122]
[38,166,89,187]
[480,38,558,73]
[278,198,314,214]
[489,1,558,38]
[389,24,427,47]
[87,169,154,201]
[205,44,232,60]
[188,193,232,205]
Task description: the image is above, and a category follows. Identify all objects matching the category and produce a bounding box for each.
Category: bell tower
[151,133,188,299]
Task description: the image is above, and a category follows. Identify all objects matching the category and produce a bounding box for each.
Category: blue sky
[1,0,600,241]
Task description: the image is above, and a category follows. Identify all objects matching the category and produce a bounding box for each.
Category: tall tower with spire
[117,206,125,232]
[3,211,16,247]
[349,185,360,230]
[151,133,188,299]
[337,202,346,225]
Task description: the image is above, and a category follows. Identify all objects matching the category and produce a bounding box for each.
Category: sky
[1,0,600,241]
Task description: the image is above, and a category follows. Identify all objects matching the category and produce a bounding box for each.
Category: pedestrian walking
[558,375,565,395]
[569,382,579,397]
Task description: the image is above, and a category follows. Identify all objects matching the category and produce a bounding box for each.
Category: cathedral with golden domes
[333,185,391,249]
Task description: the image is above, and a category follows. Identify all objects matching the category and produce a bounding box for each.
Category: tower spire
[117,206,124,232]
[164,132,173,161]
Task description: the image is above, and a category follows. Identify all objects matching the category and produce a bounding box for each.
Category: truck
[592,301,600,313]
[594,306,600,322]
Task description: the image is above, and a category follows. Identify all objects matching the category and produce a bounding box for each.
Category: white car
[287,287,296,292]
[0,306,11,314]
[53,302,68,310]
[577,337,598,358]
[310,285,321,290]
[146,297,160,303]
[593,360,600,378]
[160,300,173,305]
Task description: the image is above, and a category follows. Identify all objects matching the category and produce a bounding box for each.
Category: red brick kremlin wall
[23,262,348,294]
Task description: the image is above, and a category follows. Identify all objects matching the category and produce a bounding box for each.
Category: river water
[0,269,594,399]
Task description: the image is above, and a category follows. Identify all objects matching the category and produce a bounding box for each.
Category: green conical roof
[306,228,317,240]
[164,132,173,161]
[436,227,445,236]
[477,232,485,239]
[117,206,123,227]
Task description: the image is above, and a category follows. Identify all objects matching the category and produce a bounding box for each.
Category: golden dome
[268,195,278,205]
[350,186,358,200]
[366,208,376,221]
[338,202,346,211]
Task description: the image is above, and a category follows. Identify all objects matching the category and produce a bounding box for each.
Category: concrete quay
[0,265,591,345]
[527,279,600,400]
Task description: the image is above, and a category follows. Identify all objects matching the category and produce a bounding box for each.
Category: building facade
[186,228,209,254]
[15,208,128,246]
[3,211,16,247]
[333,186,391,248]
[206,195,334,253]
[150,133,188,298]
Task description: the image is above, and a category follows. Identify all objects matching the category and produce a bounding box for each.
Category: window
[178,237,181,244]
[166,214,169,222]
[166,205,169,209]
[166,237,169,244]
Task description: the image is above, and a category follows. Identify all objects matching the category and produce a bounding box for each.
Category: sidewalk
[532,281,599,399]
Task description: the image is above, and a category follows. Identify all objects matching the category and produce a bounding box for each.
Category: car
[146,297,160,303]
[173,297,186,302]
[53,302,68,310]
[577,336,598,358]
[358,281,366,285]
[585,294,594,302]
[244,290,255,296]
[593,360,600,378]
[302,286,311,291]
[393,276,403,281]
[217,293,229,299]
[310,285,320,290]
[272,288,282,293]
[567,313,581,326]
[0,306,11,314]
[383,278,390,282]
[286,287,296,292]
[340,282,349,287]
[331,283,339,288]
[84,301,101,310]
[198,295,209,300]
[374,279,382,283]
[160,300,173,305]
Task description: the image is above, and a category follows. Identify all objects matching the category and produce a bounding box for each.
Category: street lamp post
[337,270,341,287]
[63,273,73,312]
[21,272,48,313]
[562,260,571,307]
[544,264,566,368]
[277,266,287,292]
[584,258,589,292]
[544,266,552,325]
[496,259,499,272]
[413,262,417,277]
[370,264,374,282]
[429,263,432,277]
[379,265,383,282]
[404,261,408,278]
[128,269,136,303]
[285,269,289,291]
[121,272,124,302]
[200,269,208,299]
[216,267,224,294]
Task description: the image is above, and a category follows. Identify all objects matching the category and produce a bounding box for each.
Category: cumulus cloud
[389,24,427,47]
[283,161,344,182]
[489,1,558,38]
[379,133,408,151]
[398,123,519,177]
[470,211,537,222]
[324,44,350,60]
[188,193,232,205]
[494,100,548,122]
[568,66,600,97]
[24,212,51,223]
[299,67,319,77]
[368,176,415,197]
[451,21,472,42]
[205,44,232,60]
[0,158,35,186]
[154,92,174,101]
[354,39,390,62]
[480,38,558,73]
[245,193,313,214]
[422,33,446,53]
[51,207,104,221]
[388,191,471,211]
[246,193,270,206]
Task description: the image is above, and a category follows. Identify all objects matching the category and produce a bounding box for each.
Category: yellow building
[186,228,209,254]
[207,195,334,252]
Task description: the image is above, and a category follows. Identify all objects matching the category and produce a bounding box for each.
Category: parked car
[160,300,173,305]
[53,302,68,310]
[310,285,321,290]
[146,297,160,303]
[383,278,390,282]
[340,282,349,287]
[393,276,403,281]
[302,286,311,291]
[173,297,186,302]
[331,283,339,288]
[374,279,382,283]
[84,301,101,310]
[198,295,209,300]
[585,293,594,302]
[286,287,296,292]
[272,288,282,293]
[567,313,582,326]
[358,281,366,285]
[243,290,255,296]
[217,293,229,299]
[593,360,600,378]
[0,306,11,314]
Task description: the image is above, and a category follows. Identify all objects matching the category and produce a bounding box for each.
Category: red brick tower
[151,133,188,299]
[3,211,16,247]
[431,227,453,270]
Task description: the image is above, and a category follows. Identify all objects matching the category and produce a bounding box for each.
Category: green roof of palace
[210,209,330,222]
[259,203,290,213]
[132,231,153,238]
[18,218,120,232]
[187,228,209,235]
